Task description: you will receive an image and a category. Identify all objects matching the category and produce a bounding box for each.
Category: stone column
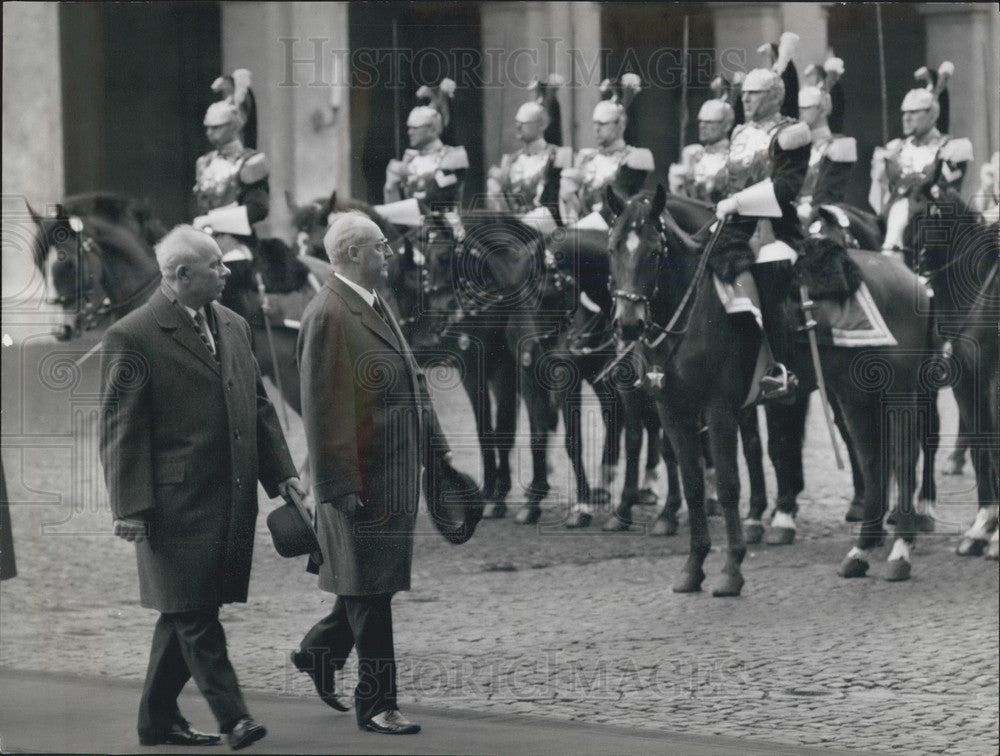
[2,2,64,332]
[221,1,350,240]
[480,2,602,174]
[918,3,1000,194]
[711,3,830,80]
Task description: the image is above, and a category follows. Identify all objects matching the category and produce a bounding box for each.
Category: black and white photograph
[1,2,998,753]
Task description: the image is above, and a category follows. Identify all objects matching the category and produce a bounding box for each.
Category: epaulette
[239,152,269,184]
[681,144,704,162]
[776,122,811,150]
[625,147,655,171]
[826,136,857,163]
[941,138,973,164]
[439,146,469,171]
[553,146,574,169]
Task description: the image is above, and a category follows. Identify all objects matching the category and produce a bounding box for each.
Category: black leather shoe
[291,650,350,712]
[360,709,421,735]
[140,722,221,747]
[227,717,266,750]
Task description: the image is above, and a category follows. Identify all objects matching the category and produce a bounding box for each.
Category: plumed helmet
[406,105,444,134]
[203,100,241,127]
[529,73,564,145]
[798,85,831,115]
[742,67,782,94]
[901,88,935,112]
[209,69,256,148]
[414,78,456,143]
[697,98,734,126]
[516,101,549,126]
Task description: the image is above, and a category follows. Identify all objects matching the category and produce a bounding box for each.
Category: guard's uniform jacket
[869,130,972,214]
[562,144,654,224]
[799,127,857,207]
[385,144,468,212]
[674,140,730,203]
[707,114,811,282]
[193,142,269,227]
[487,140,571,215]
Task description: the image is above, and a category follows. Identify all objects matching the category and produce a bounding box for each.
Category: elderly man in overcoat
[294,212,446,735]
[99,225,302,749]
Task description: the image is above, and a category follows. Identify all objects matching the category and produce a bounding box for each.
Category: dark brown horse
[902,180,1000,558]
[607,185,939,591]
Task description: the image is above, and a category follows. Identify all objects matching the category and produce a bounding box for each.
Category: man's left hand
[716,197,738,220]
[278,477,307,502]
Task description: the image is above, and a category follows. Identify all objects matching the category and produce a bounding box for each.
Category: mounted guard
[559,74,654,229]
[709,66,812,402]
[869,61,973,254]
[380,78,468,242]
[485,75,571,232]
[796,85,857,222]
[669,98,735,203]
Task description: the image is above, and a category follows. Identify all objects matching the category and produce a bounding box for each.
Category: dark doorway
[827,4,925,209]
[60,2,221,226]
[601,3,714,194]
[349,1,484,206]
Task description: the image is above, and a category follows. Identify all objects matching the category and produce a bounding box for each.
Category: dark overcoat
[298,276,433,596]
[99,285,296,612]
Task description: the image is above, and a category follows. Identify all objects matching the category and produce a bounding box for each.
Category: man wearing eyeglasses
[295,212,448,735]
[669,99,735,204]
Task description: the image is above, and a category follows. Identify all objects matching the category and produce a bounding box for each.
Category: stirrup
[759,363,798,402]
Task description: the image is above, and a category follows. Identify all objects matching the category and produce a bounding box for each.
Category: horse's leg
[517,368,551,525]
[604,387,641,531]
[565,387,595,528]
[837,396,886,578]
[463,351,503,518]
[739,406,767,522]
[653,427,683,536]
[915,386,939,531]
[955,368,1000,556]
[639,402,662,505]
[589,378,619,505]
[833,392,867,523]
[762,395,809,545]
[706,404,746,597]
[493,352,518,506]
[699,422,721,517]
[660,404,710,593]
[944,414,968,475]
[884,394,921,581]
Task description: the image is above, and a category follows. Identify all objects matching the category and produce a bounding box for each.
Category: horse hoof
[589,488,612,507]
[915,514,936,533]
[985,543,1000,561]
[706,498,723,518]
[651,516,678,537]
[565,511,592,529]
[481,502,507,520]
[744,522,764,544]
[956,537,987,557]
[712,572,745,597]
[766,527,796,546]
[884,559,911,582]
[672,568,705,593]
[838,557,869,579]
[844,502,865,523]
[602,514,631,532]
[637,488,659,507]
[515,504,541,525]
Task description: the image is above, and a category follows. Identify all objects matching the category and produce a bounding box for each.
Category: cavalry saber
[255,272,290,430]
[799,285,844,470]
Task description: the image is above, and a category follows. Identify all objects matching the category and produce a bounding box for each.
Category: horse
[901,179,1000,558]
[30,193,320,418]
[607,184,939,590]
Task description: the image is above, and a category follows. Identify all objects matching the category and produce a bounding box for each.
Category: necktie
[193,310,217,358]
[372,295,392,327]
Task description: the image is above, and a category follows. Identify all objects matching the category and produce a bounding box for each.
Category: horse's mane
[459,213,545,295]
[62,192,167,246]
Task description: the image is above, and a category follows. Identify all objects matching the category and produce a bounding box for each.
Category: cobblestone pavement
[2,337,997,755]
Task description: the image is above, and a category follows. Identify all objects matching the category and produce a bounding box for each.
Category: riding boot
[748,262,799,402]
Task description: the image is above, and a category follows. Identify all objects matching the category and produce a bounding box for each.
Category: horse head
[605,184,668,342]
[30,202,112,341]
[287,189,336,260]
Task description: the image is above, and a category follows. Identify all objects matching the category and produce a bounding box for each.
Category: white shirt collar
[335,272,376,307]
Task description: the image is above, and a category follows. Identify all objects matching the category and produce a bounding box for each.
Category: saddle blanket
[713,274,897,348]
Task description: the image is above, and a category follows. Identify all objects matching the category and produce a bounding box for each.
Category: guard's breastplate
[580,147,629,209]
[402,148,449,201]
[194,150,246,213]
[726,116,784,195]
[889,134,947,186]
[506,149,550,210]
[691,143,729,202]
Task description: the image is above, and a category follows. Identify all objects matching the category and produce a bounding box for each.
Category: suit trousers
[137,607,248,740]
[299,593,397,725]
